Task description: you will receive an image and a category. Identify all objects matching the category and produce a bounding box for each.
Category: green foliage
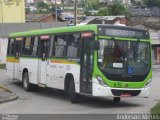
[82,0,131,18]
[130,0,136,4]
[143,0,160,7]
[124,9,132,19]
[87,0,98,6]
[131,0,142,6]
[84,10,91,16]
[98,0,131,18]
[151,102,160,114]
[25,8,31,14]
[151,102,160,116]
[110,1,126,15]
[36,2,50,13]
[98,7,109,16]
[37,2,49,9]
[86,0,106,10]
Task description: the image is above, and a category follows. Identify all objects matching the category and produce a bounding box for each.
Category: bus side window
[54,34,67,57]
[7,38,15,55]
[30,37,39,56]
[22,37,31,56]
[49,35,54,57]
[67,33,80,58]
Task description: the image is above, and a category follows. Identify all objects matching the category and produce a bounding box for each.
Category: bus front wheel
[22,72,31,91]
[69,79,79,103]
[113,97,121,103]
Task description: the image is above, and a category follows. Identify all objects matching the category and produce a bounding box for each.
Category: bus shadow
[12,81,144,108]
[11,81,69,101]
[79,96,144,108]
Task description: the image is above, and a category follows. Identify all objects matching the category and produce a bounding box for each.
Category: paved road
[0,69,160,114]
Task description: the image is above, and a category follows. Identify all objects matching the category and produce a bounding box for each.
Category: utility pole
[74,0,77,26]
[55,0,57,22]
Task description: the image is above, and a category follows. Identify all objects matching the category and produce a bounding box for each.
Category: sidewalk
[0,84,18,104]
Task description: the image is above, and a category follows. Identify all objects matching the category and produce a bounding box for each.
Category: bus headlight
[145,78,152,88]
[96,76,108,87]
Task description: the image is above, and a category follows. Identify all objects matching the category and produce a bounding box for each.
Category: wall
[0,37,7,64]
[0,22,67,36]
[0,0,25,23]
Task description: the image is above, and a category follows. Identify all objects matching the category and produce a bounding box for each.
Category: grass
[151,102,160,114]
[0,64,6,69]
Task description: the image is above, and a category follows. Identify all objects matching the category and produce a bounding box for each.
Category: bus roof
[9,24,97,38]
[9,24,149,38]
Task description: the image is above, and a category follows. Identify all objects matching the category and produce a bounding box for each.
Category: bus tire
[69,79,79,103]
[22,72,31,91]
[113,97,121,103]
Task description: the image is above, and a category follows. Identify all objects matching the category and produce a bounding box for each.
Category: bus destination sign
[99,27,150,39]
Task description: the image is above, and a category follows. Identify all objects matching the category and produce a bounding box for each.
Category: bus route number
[114,82,122,88]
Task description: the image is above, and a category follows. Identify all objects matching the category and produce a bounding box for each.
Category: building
[99,0,131,5]
[130,17,160,64]
[51,0,62,4]
[0,0,25,23]
[26,0,34,3]
[79,16,128,26]
[129,6,160,17]
[26,13,65,22]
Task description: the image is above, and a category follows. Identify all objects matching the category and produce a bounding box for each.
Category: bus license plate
[121,93,131,97]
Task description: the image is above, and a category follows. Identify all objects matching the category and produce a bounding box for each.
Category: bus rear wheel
[69,79,79,103]
[114,97,121,103]
[22,72,31,91]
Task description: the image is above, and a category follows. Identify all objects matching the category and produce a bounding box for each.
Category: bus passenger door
[80,39,94,94]
[6,38,15,79]
[38,38,49,86]
[14,40,22,79]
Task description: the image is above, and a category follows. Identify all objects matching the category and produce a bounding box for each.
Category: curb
[0,84,18,104]
[0,84,11,93]
[0,93,18,104]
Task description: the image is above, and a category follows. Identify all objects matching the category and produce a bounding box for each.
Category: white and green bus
[6,24,152,103]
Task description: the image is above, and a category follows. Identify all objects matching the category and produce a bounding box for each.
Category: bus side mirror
[94,41,100,50]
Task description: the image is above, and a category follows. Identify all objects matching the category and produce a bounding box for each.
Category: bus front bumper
[92,82,150,98]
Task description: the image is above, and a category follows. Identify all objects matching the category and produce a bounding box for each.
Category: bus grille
[111,89,141,96]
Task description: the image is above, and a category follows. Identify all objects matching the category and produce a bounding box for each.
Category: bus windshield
[98,39,150,76]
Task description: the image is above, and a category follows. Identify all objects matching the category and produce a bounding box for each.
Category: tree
[131,0,142,6]
[98,7,109,16]
[109,0,130,16]
[130,0,136,4]
[25,8,31,14]
[111,3,126,15]
[97,0,132,19]
[84,10,91,16]
[86,0,104,10]
[36,2,50,13]
[143,0,160,7]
